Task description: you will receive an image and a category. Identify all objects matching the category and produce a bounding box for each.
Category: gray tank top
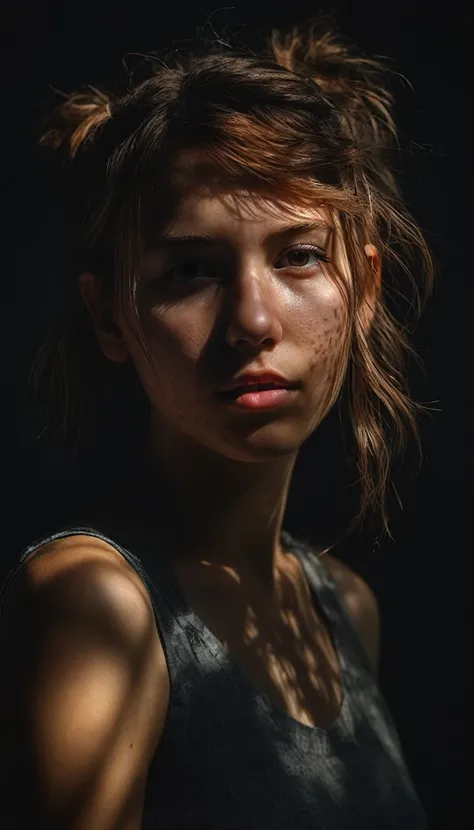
[1,526,428,829]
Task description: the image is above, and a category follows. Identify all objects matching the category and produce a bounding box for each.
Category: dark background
[8,1,473,828]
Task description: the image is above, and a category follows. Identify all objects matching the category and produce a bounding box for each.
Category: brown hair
[32,15,434,535]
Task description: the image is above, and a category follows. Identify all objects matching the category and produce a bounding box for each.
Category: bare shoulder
[1,534,169,829]
[323,554,380,675]
[2,533,158,650]
[16,533,151,608]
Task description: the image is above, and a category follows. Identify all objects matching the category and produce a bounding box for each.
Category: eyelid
[278,243,330,262]
[285,242,328,254]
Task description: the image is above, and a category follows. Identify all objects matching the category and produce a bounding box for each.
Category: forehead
[159,186,334,239]
[153,149,335,236]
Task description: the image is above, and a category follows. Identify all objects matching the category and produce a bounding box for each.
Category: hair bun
[269,16,396,147]
[40,85,113,159]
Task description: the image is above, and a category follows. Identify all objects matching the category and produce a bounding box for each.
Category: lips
[220,371,298,392]
[220,382,290,401]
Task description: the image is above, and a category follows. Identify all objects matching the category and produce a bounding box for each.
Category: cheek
[298,282,349,372]
[298,285,349,427]
[127,299,191,368]
[123,306,211,410]
[144,302,212,365]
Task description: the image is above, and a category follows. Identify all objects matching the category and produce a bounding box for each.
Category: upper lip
[220,371,299,392]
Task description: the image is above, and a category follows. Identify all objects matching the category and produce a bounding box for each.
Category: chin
[213,422,307,463]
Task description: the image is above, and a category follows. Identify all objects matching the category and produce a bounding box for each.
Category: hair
[31,14,434,537]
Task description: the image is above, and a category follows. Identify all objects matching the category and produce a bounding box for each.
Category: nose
[224,271,283,352]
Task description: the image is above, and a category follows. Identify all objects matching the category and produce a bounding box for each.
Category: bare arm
[0,538,169,830]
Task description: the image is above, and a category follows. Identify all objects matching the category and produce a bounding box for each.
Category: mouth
[219,383,298,410]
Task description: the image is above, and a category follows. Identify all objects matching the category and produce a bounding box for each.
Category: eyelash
[162,244,330,283]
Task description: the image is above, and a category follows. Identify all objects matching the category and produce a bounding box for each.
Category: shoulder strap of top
[281,530,375,679]
[282,531,414,761]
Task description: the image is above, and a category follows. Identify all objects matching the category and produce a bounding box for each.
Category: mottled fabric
[1,527,428,829]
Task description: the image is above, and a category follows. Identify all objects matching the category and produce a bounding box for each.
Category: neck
[134,425,298,590]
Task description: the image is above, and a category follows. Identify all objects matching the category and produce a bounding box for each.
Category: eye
[276,244,330,270]
[160,244,330,286]
[162,258,217,283]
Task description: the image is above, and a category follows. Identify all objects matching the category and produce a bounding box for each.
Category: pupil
[291,251,308,265]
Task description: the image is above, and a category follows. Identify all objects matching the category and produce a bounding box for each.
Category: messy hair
[32,15,434,535]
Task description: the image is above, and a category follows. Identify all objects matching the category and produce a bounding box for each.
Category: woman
[1,16,432,829]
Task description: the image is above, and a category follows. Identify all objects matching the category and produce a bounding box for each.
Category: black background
[7,1,473,827]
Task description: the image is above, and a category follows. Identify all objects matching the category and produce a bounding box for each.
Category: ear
[78,271,129,363]
[359,244,382,332]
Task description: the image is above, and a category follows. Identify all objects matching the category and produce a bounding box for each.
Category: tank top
[0,526,428,829]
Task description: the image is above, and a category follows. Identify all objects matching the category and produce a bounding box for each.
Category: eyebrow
[155,221,333,249]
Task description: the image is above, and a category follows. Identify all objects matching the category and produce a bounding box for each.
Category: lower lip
[221,388,296,410]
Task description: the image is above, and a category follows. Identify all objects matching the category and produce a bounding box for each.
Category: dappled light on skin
[174,550,343,729]
[231,606,343,729]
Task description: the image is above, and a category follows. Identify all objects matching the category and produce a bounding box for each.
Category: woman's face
[114,188,354,463]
